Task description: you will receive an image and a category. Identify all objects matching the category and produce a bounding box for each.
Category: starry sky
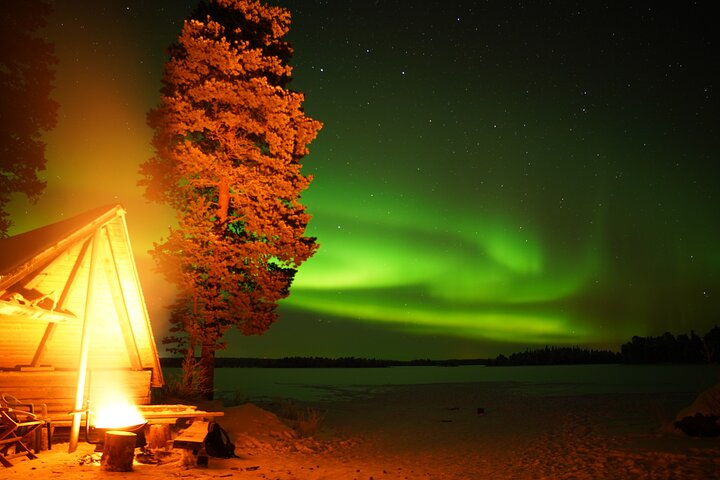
[7,1,720,359]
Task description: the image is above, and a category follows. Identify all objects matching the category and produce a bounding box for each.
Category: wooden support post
[69,228,103,452]
[31,238,91,367]
[101,431,136,472]
[102,226,143,370]
[118,210,165,388]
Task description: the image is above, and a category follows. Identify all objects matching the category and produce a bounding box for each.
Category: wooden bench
[138,404,224,425]
[172,420,209,451]
[171,420,212,467]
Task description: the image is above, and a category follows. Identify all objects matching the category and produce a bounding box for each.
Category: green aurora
[7,1,720,359]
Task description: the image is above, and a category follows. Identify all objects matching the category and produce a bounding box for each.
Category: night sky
[8,1,720,359]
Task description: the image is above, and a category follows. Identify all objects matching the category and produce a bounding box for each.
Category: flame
[93,400,145,429]
[88,371,146,428]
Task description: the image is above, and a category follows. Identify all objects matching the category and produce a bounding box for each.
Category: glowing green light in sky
[287,182,604,346]
[287,285,589,344]
[8,1,719,359]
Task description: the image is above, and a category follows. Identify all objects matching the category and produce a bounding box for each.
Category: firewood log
[101,431,136,471]
[147,424,171,450]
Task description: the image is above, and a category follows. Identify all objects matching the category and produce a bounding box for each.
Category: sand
[2,382,719,479]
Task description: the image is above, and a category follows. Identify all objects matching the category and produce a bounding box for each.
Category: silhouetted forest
[489,346,621,366]
[490,326,720,366]
[159,356,492,369]
[159,326,720,368]
[620,326,720,364]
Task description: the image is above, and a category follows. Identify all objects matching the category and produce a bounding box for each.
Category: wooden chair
[0,393,52,452]
[0,407,43,467]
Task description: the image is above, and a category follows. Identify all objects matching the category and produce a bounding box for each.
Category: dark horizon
[158,323,720,367]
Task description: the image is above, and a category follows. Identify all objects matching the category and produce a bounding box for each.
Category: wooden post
[118,210,164,388]
[102,226,143,370]
[146,424,171,450]
[101,431,136,471]
[69,228,103,452]
[31,238,91,367]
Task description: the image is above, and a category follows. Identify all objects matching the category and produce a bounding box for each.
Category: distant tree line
[158,326,720,368]
[159,356,492,368]
[620,326,720,364]
[488,346,621,366]
[489,325,720,366]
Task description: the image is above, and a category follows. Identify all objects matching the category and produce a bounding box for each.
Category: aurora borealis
[7,1,719,359]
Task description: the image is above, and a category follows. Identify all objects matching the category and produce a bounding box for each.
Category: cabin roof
[0,205,163,387]
[0,206,123,284]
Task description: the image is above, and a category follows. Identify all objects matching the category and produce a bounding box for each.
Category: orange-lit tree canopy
[139,0,321,393]
[0,0,58,236]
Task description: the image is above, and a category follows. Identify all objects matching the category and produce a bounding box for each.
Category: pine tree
[0,0,58,236]
[140,0,321,396]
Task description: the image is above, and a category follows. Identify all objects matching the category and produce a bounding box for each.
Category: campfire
[82,398,154,471]
[80,399,184,471]
[85,376,149,451]
[93,401,146,430]
[86,400,147,449]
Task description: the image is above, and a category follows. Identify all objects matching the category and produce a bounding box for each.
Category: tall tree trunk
[199,343,215,399]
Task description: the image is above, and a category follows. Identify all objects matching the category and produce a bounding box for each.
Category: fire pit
[84,401,148,449]
[87,422,147,449]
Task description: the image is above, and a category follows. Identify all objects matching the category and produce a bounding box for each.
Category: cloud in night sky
[7,1,720,359]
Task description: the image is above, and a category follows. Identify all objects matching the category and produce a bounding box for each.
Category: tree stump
[147,424,171,450]
[101,431,136,471]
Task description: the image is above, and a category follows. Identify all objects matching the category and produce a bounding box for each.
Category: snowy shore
[2,381,719,479]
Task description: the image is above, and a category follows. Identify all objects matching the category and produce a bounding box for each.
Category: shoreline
[3,381,719,479]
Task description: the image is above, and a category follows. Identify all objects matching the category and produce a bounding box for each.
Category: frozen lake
[162,364,720,403]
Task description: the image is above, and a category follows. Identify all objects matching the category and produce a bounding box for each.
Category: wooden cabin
[0,205,163,426]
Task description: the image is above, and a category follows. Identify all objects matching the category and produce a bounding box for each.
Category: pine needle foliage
[140,0,321,395]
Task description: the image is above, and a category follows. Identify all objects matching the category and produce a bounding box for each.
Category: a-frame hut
[0,205,163,446]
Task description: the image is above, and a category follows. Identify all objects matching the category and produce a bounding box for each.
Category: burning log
[101,431,136,471]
